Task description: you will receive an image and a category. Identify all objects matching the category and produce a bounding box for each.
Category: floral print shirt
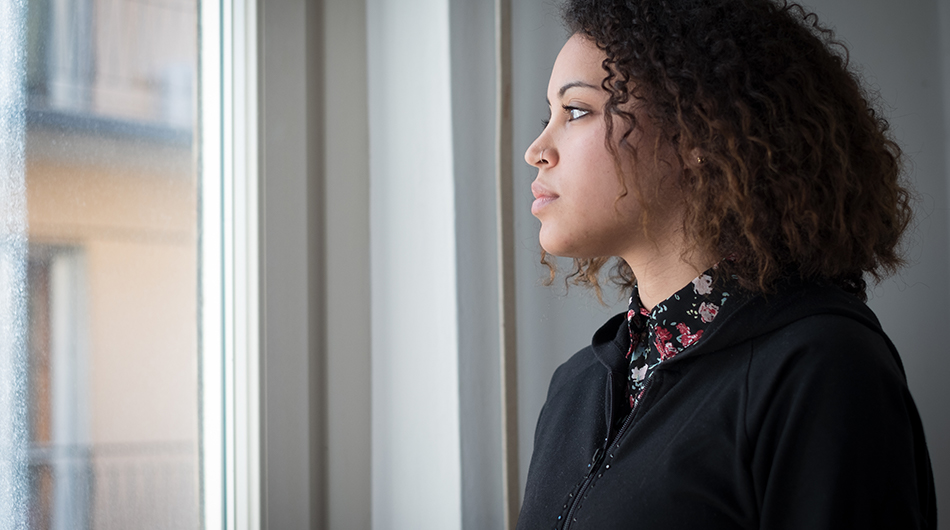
[626,268,737,409]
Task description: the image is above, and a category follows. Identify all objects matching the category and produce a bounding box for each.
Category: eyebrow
[546,81,600,106]
[558,80,599,98]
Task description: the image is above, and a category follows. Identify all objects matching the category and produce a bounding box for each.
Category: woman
[518,0,937,528]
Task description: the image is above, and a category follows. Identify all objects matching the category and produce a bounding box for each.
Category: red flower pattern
[676,322,703,348]
[655,337,678,361]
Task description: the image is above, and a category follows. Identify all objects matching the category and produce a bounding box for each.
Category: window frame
[199,0,261,527]
[201,1,333,528]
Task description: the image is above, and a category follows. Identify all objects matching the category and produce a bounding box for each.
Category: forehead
[548,34,608,97]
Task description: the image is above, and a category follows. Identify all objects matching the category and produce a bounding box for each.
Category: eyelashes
[540,106,591,131]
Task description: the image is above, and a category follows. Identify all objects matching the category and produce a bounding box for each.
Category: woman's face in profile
[525,34,680,264]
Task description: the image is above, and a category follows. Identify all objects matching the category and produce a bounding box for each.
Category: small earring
[696,156,706,164]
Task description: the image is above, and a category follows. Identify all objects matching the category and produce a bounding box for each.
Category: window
[6,0,323,526]
[4,0,204,526]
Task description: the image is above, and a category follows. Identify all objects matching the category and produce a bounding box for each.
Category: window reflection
[24,0,199,527]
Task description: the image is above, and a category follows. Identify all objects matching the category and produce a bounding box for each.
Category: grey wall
[449,0,506,528]
[510,1,950,523]
[323,0,371,527]
[260,0,316,527]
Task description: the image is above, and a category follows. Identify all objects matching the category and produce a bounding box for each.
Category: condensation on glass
[6,0,201,527]
[2,0,31,528]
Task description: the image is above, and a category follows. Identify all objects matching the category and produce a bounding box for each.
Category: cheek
[585,178,626,212]
[570,176,640,232]
[588,161,630,210]
[574,142,623,197]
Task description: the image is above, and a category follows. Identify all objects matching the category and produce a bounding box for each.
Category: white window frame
[201,1,341,528]
[200,0,261,528]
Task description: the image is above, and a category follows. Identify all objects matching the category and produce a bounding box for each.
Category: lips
[531,181,559,216]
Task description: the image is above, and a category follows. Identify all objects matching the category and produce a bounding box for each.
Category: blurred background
[10,0,198,527]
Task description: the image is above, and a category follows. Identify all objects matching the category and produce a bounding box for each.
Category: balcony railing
[27,442,198,530]
[27,0,196,132]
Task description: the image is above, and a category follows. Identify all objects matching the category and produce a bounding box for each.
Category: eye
[566,106,589,121]
[541,118,550,130]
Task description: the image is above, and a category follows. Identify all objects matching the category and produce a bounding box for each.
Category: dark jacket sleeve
[745,315,936,529]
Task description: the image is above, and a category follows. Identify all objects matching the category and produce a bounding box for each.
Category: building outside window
[7,0,201,527]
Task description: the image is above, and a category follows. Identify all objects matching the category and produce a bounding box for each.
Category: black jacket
[517,282,936,529]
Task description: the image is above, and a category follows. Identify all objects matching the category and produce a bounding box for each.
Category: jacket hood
[590,279,902,377]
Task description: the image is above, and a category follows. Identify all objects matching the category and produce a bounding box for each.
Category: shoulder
[739,307,935,528]
[711,280,904,388]
[745,307,906,407]
[730,283,920,465]
[750,310,901,377]
[737,291,923,480]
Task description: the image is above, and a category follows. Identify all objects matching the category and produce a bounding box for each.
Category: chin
[538,231,565,257]
[539,238,579,260]
[539,226,586,257]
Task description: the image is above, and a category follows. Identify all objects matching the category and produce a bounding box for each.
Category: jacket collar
[627,270,740,366]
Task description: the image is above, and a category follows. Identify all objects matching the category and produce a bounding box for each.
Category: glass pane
[4,0,201,527]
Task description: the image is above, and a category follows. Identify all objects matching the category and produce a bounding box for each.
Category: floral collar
[626,268,737,408]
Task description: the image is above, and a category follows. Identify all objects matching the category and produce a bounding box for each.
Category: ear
[688,147,706,167]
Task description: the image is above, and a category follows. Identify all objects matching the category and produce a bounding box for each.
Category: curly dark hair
[547,0,913,302]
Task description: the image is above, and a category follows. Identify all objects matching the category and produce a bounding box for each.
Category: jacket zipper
[560,375,658,530]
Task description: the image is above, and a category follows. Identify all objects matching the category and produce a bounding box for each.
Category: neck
[624,243,716,312]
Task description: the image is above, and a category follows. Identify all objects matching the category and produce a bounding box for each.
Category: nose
[525,137,556,168]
